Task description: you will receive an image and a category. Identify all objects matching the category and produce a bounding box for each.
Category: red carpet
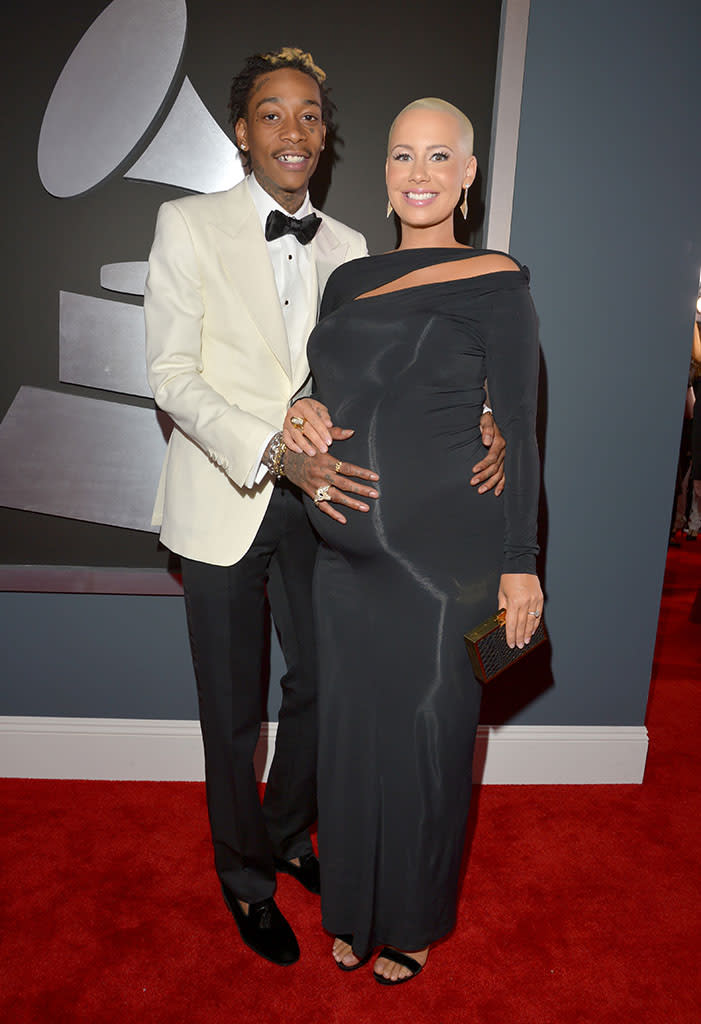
[1,543,700,1023]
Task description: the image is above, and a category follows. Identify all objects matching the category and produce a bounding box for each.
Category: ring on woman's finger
[290,415,305,430]
[528,610,541,617]
[334,460,343,474]
[314,484,332,505]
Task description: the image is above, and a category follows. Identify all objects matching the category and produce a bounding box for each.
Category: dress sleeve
[480,278,541,574]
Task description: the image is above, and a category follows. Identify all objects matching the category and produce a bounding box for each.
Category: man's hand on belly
[283,449,379,525]
[471,412,506,496]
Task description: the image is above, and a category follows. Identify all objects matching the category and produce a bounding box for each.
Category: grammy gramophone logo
[0,0,242,532]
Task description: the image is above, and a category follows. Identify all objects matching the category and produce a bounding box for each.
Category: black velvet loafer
[222,889,300,965]
[273,852,321,894]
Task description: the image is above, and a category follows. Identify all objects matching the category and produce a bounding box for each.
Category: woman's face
[385,108,476,230]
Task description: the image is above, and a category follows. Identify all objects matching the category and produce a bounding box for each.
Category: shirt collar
[246,172,313,233]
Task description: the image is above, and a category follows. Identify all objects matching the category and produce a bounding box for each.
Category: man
[145,46,504,966]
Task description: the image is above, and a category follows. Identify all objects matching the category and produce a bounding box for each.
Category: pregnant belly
[306,428,503,564]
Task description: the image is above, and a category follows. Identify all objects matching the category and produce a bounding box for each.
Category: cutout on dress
[353,254,520,302]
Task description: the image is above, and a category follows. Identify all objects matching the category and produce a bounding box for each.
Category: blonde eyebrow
[390,143,455,152]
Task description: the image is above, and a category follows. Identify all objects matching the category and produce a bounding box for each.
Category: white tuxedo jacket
[144,180,367,566]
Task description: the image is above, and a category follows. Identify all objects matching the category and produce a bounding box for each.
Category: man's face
[235,68,326,212]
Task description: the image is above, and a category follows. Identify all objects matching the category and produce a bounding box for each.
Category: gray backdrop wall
[2,0,700,731]
[480,0,701,728]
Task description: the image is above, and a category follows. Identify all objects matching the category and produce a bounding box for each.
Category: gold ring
[335,460,343,473]
[314,485,331,505]
[290,416,305,430]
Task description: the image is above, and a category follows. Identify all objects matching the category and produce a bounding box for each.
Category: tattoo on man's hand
[283,450,309,487]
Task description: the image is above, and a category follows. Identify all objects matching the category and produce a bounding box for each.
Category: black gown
[305,248,540,958]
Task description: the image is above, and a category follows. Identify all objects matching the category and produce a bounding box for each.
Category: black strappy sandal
[373,946,425,986]
[334,934,373,972]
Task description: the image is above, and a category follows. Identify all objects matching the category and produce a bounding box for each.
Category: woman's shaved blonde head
[388,98,474,157]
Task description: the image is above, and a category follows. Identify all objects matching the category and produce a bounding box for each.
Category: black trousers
[181,482,319,905]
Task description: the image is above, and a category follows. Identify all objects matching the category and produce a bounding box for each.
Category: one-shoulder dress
[305,248,540,958]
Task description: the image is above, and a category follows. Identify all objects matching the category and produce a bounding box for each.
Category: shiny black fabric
[306,248,540,957]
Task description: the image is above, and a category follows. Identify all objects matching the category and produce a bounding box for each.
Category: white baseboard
[0,717,648,784]
[473,724,647,783]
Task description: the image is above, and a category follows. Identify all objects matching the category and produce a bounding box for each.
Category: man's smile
[275,151,311,166]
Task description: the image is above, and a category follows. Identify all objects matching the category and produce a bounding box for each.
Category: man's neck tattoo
[253,166,305,214]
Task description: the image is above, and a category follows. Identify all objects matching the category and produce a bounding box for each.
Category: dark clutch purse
[464,609,547,684]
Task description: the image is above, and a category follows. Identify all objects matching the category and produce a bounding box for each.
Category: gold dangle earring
[386,199,394,219]
[460,187,469,220]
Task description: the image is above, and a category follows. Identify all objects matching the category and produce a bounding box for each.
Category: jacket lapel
[209,185,292,380]
[289,249,319,395]
[312,217,351,303]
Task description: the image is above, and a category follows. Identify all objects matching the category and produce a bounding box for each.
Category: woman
[284,98,543,984]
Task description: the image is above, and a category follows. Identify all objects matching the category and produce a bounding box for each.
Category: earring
[386,200,393,219]
[461,188,468,220]
[240,143,247,151]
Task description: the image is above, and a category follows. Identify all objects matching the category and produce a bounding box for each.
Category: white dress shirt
[245,173,320,486]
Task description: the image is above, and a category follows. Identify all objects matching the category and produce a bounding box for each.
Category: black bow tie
[265,209,321,245]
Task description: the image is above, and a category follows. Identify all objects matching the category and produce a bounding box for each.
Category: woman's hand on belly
[283,448,379,525]
[283,398,355,457]
[498,574,544,649]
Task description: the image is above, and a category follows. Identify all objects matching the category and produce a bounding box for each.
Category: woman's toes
[332,937,359,967]
[375,956,399,980]
[374,946,428,981]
